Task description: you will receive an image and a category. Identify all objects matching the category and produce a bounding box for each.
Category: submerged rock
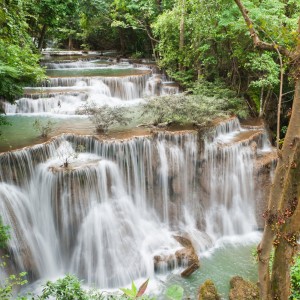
[198,279,220,300]
[229,276,259,300]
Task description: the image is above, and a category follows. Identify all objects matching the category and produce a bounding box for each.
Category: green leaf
[166,285,184,300]
[136,279,149,297]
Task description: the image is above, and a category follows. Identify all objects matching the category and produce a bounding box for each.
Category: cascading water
[4,60,177,115]
[0,55,276,298]
[0,117,272,291]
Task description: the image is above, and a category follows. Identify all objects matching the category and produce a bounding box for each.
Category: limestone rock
[198,279,221,300]
[181,262,199,277]
[174,235,200,277]
[229,276,259,300]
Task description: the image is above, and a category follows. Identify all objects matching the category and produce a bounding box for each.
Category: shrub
[76,104,131,134]
[33,119,56,138]
[39,274,87,300]
[142,93,231,126]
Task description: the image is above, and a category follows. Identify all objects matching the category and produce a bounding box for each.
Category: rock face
[229,276,259,300]
[198,279,221,300]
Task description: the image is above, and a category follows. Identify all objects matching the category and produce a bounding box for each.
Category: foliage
[191,79,249,118]
[33,119,56,138]
[120,279,149,299]
[39,274,87,300]
[0,1,45,104]
[152,0,300,115]
[165,285,184,300]
[76,104,131,134]
[290,254,300,300]
[142,90,246,126]
[0,218,10,249]
[0,270,28,300]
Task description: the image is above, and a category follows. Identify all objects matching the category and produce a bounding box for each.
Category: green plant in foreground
[165,285,184,300]
[0,258,28,300]
[39,274,87,300]
[120,279,149,299]
[290,254,300,300]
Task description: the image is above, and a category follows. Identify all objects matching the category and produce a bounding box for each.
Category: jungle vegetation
[1,0,300,299]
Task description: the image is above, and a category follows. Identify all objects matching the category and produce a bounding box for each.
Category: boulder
[198,279,221,300]
[173,235,200,277]
[153,235,200,277]
[229,276,259,300]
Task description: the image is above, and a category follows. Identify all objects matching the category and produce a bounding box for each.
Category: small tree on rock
[77,103,131,134]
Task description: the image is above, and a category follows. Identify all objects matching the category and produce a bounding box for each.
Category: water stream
[0,55,274,299]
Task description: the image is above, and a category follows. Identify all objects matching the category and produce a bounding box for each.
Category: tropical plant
[120,279,150,299]
[39,274,87,300]
[0,268,28,300]
[165,285,184,300]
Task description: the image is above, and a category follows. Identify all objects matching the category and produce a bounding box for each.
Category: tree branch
[233,0,291,58]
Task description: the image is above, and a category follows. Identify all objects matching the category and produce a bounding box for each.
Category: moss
[198,279,220,300]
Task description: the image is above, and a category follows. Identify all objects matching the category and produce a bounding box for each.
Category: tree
[26,0,80,50]
[111,0,173,57]
[76,104,131,134]
[233,1,300,299]
[0,0,45,135]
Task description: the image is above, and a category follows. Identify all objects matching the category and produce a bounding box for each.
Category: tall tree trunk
[258,18,300,300]
[233,1,300,299]
[38,24,48,51]
[68,35,73,50]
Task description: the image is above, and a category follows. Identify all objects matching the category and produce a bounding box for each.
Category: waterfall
[0,117,270,288]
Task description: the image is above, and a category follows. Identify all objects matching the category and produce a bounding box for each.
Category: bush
[142,92,232,126]
[39,274,87,300]
[33,119,56,138]
[190,79,249,119]
[76,104,131,134]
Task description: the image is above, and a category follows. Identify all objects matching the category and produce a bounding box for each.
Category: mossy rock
[198,279,221,300]
[229,276,259,300]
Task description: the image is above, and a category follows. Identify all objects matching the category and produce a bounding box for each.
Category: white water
[4,61,178,115]
[0,118,267,289]
[0,58,274,297]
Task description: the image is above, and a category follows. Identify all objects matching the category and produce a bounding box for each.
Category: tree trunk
[270,136,300,299]
[38,24,48,51]
[259,34,300,300]
[233,1,300,299]
[68,35,73,50]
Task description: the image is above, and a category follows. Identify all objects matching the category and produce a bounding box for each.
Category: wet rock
[173,235,200,277]
[153,253,176,272]
[229,276,259,300]
[181,262,199,277]
[198,279,221,300]
[153,235,200,276]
